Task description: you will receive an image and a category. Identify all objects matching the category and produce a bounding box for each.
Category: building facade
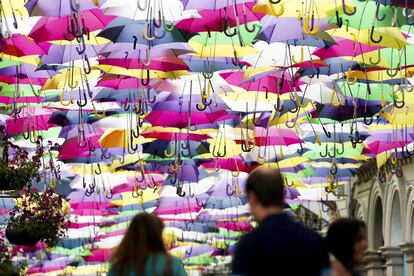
[336,158,414,276]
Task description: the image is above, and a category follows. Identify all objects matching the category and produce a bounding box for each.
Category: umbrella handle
[141,69,150,86]
[142,22,156,41]
[302,12,319,35]
[404,79,414,92]
[269,0,282,4]
[244,18,257,33]
[60,91,73,106]
[319,144,328,158]
[256,156,265,164]
[223,14,237,37]
[83,55,91,74]
[68,69,79,89]
[78,129,87,148]
[77,88,88,107]
[93,103,106,118]
[164,143,175,157]
[142,48,151,67]
[335,10,343,28]
[330,90,343,107]
[70,0,80,12]
[226,183,236,196]
[342,0,357,16]
[345,68,358,85]
[369,48,382,65]
[202,62,214,79]
[76,36,87,55]
[297,142,304,154]
[369,26,383,44]
[137,0,148,11]
[176,185,186,197]
[375,1,386,21]
[291,47,304,64]
[274,95,284,112]
[386,67,399,77]
[88,139,96,153]
[101,148,112,160]
[94,163,102,175]
[196,197,205,208]
[393,88,405,109]
[162,14,174,32]
[153,10,163,28]
[403,8,414,24]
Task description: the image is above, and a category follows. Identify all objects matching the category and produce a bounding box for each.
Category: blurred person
[232,168,330,276]
[327,218,368,276]
[108,213,186,276]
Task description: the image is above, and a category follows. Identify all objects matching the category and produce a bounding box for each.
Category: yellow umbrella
[95,64,188,79]
[327,26,407,50]
[253,0,355,18]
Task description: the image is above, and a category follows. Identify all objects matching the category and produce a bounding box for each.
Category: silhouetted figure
[108,213,186,276]
[327,218,368,276]
[232,168,330,276]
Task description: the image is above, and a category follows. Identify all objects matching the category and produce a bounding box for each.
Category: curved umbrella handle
[369,48,382,65]
[162,14,174,32]
[153,10,162,28]
[370,26,383,44]
[375,1,386,21]
[137,0,148,11]
[342,0,356,15]
[303,13,319,34]
[335,10,343,28]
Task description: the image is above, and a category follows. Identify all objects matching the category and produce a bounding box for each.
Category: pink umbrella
[58,132,102,160]
[176,3,263,33]
[6,107,56,136]
[84,249,112,262]
[313,38,383,60]
[29,9,115,42]
[2,34,50,57]
[252,127,302,146]
[145,110,229,128]
[363,140,410,154]
[215,221,252,232]
[96,76,162,89]
[202,157,258,173]
[0,76,47,86]
[98,57,189,71]
[141,131,211,141]
[219,70,300,94]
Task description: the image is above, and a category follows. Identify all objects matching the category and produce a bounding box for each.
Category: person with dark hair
[108,213,186,276]
[232,168,330,276]
[326,218,368,276]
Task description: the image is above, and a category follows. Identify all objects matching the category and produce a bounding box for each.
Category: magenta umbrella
[219,70,300,94]
[2,34,50,57]
[176,3,263,33]
[363,140,410,155]
[97,57,189,71]
[253,127,302,146]
[57,133,102,160]
[97,76,162,89]
[29,9,115,42]
[145,110,230,128]
[182,0,255,10]
[6,107,56,136]
[313,38,383,60]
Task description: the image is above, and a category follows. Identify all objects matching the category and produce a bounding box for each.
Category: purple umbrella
[41,44,107,64]
[25,0,107,17]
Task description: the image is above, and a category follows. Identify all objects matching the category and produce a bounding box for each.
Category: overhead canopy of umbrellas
[1,0,414,274]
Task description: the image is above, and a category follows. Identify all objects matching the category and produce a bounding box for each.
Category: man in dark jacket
[232,168,331,276]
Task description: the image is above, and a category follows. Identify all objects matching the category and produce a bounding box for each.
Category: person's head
[112,213,167,275]
[327,218,368,271]
[245,167,285,221]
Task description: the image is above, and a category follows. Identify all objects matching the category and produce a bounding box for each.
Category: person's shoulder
[288,219,325,242]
